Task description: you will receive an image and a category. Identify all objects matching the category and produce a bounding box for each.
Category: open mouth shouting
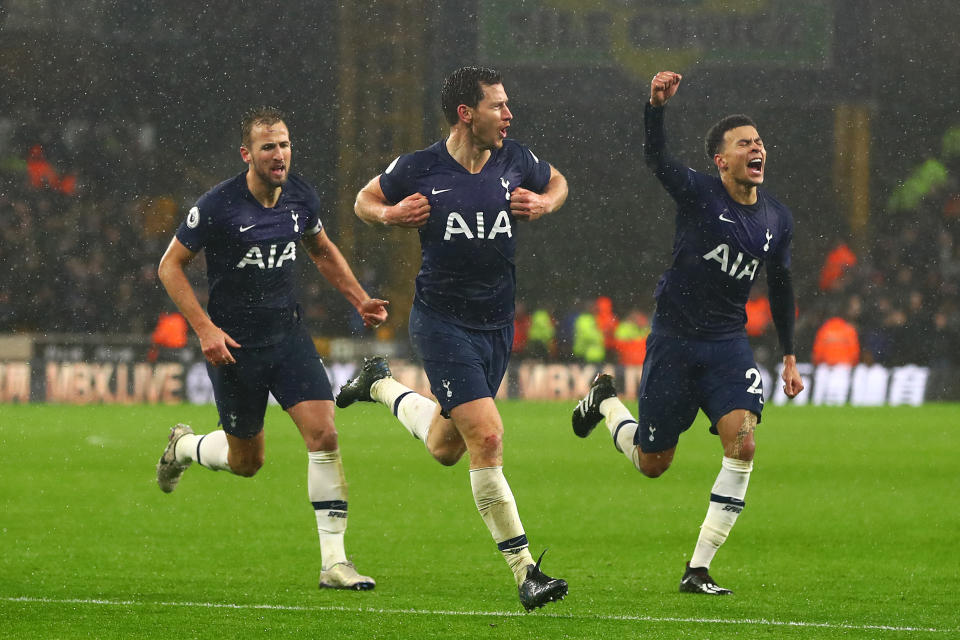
[268,163,287,183]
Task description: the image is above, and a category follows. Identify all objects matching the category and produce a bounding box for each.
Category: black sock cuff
[612,419,637,452]
[710,493,746,511]
[312,500,348,512]
[392,391,413,417]
[195,434,206,466]
[497,534,529,553]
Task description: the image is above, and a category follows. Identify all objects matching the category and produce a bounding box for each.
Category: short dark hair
[705,114,757,158]
[241,106,287,147]
[440,66,503,125]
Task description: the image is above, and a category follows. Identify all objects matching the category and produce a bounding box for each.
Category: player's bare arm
[302,229,389,328]
[649,70,682,107]
[510,166,568,222]
[355,175,430,228]
[767,261,802,398]
[158,237,240,366]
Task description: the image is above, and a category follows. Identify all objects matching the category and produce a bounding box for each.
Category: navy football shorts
[207,323,333,438]
[635,333,764,453]
[409,303,513,417]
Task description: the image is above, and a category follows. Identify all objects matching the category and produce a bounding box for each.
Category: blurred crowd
[3,118,960,378]
[0,113,173,334]
[795,127,960,375]
[0,116,349,337]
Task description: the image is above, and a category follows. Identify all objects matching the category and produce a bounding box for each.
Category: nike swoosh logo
[718,214,735,223]
[431,188,453,194]
[239,224,256,232]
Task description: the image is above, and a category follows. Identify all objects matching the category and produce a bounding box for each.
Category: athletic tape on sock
[308,450,348,534]
[690,456,752,569]
[470,466,535,585]
[195,430,230,471]
[469,467,527,548]
[308,450,349,569]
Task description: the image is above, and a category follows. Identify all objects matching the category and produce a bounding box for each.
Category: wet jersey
[644,104,794,340]
[175,172,323,347]
[378,139,551,330]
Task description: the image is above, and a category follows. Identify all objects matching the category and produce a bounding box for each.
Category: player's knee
[233,465,260,478]
[302,427,337,452]
[433,446,465,467]
[726,439,755,462]
[231,455,264,477]
[476,432,503,458]
[639,463,669,478]
[428,434,467,466]
[722,430,756,461]
[720,411,757,461]
[423,423,466,465]
[638,455,671,478]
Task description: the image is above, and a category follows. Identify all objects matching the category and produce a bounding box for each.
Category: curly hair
[705,114,757,158]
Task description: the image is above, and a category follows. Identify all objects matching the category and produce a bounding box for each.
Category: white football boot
[156,424,194,493]
[319,561,376,591]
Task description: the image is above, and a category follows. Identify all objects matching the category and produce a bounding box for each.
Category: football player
[571,71,804,595]
[337,66,569,611]
[156,107,388,591]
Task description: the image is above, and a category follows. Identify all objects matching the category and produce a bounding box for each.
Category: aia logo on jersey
[236,241,297,269]
[702,243,760,281]
[443,210,512,241]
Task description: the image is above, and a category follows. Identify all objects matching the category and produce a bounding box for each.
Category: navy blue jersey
[378,139,552,330]
[175,172,323,347]
[644,104,794,340]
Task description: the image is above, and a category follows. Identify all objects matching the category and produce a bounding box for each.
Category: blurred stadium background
[2,0,960,403]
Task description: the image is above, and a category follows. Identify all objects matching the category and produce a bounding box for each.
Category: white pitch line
[2,596,953,634]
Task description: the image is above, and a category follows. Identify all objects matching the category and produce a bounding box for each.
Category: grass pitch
[1,401,957,638]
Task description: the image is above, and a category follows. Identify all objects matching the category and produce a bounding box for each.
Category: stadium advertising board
[478,0,832,71]
[0,337,933,406]
[2,339,190,405]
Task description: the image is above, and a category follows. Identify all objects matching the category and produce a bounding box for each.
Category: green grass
[1,402,957,638]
